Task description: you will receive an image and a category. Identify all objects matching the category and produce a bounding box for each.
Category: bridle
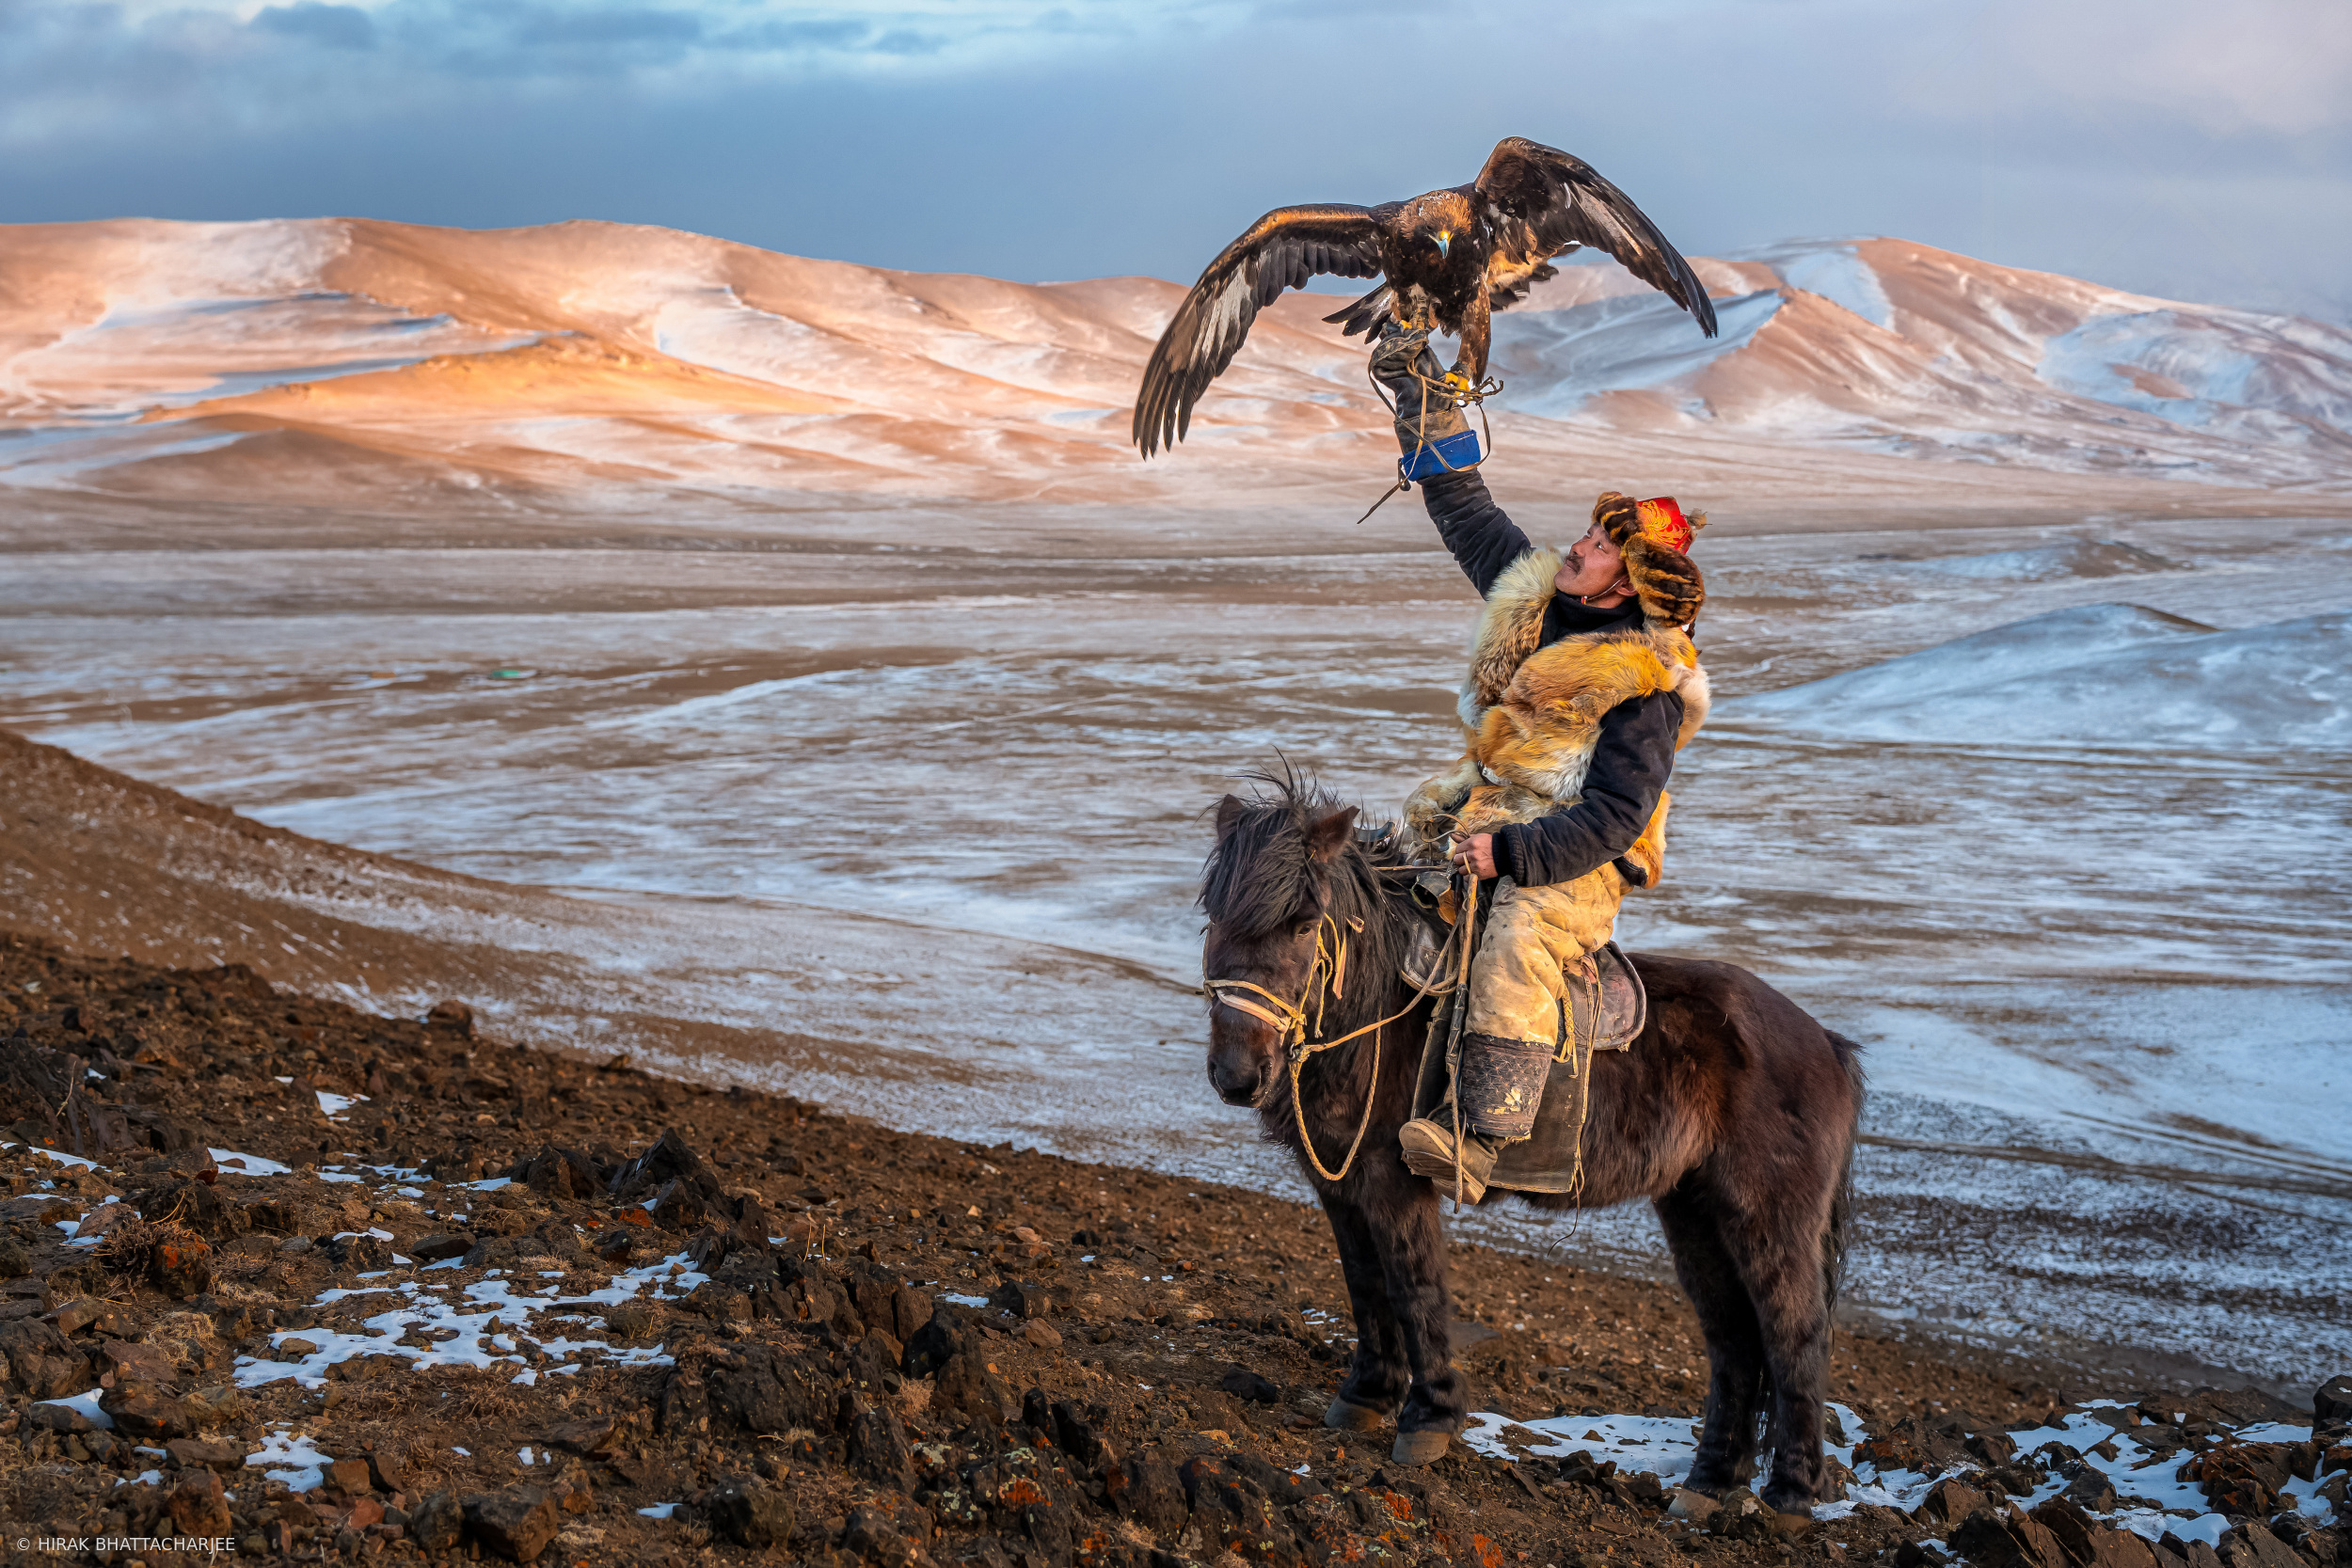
[1204,905,1462,1183]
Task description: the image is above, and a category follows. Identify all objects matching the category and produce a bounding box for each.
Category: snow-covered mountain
[1494,239,2352,487]
[2,218,2348,507]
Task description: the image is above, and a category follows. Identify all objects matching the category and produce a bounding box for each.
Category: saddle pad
[1565,942,1646,1054]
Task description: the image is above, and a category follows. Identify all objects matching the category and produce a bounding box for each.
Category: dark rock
[844,1395,915,1492]
[187,1293,260,1342]
[647,1179,707,1231]
[509,1145,604,1201]
[2217,1525,2305,1568]
[165,1437,246,1472]
[543,1412,641,1458]
[2063,1467,2121,1513]
[608,1129,725,1208]
[990,1278,1050,1320]
[411,1492,464,1553]
[1951,1505,2073,1568]
[102,1382,196,1441]
[707,1477,795,1548]
[1970,1432,2021,1465]
[931,1351,1011,1427]
[367,1447,410,1493]
[1915,1477,1995,1529]
[0,1317,87,1398]
[149,1231,214,1298]
[2185,1388,2307,1429]
[410,1231,473,1262]
[2317,1377,2352,1428]
[1050,1400,1116,1476]
[2161,1536,2226,1568]
[2030,1496,2159,1568]
[699,1342,833,1434]
[1109,1454,1187,1534]
[326,1456,373,1496]
[121,1108,206,1155]
[889,1285,930,1345]
[322,1232,393,1272]
[24,1401,97,1433]
[602,1300,657,1340]
[167,1466,231,1536]
[464,1485,560,1563]
[902,1307,970,1378]
[845,1329,902,1396]
[1182,1454,1295,1559]
[1219,1366,1280,1404]
[844,1503,923,1568]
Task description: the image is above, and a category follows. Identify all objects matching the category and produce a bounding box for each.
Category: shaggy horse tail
[1822,1031,1867,1318]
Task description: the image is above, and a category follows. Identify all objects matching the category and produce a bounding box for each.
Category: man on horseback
[1374,327,1712,1203]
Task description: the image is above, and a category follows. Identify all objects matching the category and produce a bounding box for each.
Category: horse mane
[1199,766,1413,1036]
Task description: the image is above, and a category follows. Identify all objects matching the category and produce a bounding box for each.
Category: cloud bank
[2,0,2347,321]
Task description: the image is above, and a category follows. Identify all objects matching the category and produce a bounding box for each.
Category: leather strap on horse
[1204,910,1459,1184]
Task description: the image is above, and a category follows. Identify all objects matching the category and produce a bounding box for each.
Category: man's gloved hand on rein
[1369,325,1470,457]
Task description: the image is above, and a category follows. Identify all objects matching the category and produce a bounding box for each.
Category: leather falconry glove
[1594,488,1708,627]
[1369,325,1471,458]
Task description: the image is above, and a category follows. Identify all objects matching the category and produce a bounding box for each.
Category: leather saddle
[1562,941,1646,1055]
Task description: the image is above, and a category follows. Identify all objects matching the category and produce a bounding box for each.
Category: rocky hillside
[0,931,2342,1567]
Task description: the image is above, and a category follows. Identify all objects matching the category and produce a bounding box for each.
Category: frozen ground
[0,502,2346,1388]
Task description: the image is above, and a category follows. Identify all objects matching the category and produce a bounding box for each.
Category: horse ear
[1305,805,1359,863]
[1214,794,1248,841]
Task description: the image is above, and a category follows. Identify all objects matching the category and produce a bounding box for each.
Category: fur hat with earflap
[1593,490,1708,628]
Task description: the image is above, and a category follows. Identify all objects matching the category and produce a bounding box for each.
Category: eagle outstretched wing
[1133,204,1386,456]
[1472,137,1718,339]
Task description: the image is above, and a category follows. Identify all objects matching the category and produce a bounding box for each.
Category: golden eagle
[1132,136,1718,457]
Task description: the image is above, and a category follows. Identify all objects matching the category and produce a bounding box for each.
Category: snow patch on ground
[236,1257,696,1396]
[1467,1399,2310,1544]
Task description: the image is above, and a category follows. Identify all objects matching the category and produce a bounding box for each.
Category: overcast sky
[4,0,2348,320]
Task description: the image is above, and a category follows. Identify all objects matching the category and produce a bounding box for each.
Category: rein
[1205,901,1462,1183]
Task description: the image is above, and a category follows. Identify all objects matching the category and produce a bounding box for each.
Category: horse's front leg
[1314,1186,1411,1428]
[1359,1157,1467,1464]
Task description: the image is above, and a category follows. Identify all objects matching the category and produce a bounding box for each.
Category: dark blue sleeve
[1421,469,1533,597]
[1492,690,1683,888]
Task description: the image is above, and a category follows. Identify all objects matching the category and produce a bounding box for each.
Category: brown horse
[1200,775,1865,1513]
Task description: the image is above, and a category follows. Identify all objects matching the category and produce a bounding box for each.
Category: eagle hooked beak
[1435,230,1452,258]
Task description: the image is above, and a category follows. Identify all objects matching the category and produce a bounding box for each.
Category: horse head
[1200,788,1360,1109]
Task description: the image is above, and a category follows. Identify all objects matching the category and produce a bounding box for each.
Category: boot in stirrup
[1397,1111,1505,1204]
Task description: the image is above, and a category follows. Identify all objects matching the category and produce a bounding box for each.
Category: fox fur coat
[1404,546,1710,887]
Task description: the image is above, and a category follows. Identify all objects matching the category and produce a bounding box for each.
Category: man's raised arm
[1368,329,1531,596]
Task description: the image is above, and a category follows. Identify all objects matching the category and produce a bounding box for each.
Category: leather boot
[1397,1110,1505,1204]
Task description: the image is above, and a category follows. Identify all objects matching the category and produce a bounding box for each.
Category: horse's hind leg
[1315,1189,1411,1427]
[1656,1179,1768,1496]
[1712,1183,1836,1513]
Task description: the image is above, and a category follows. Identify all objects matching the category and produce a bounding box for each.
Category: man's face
[1554,520,1631,600]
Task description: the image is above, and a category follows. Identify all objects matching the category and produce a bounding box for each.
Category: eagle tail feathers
[1322,283,1396,341]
